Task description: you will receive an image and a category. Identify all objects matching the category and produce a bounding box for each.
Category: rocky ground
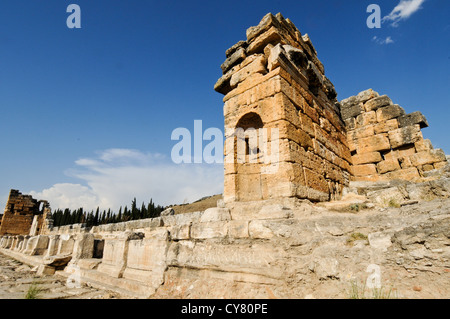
[0,253,124,299]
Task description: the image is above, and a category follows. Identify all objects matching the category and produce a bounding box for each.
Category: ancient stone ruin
[215,13,447,204]
[0,190,51,236]
[341,90,447,181]
[0,13,448,299]
[215,13,351,204]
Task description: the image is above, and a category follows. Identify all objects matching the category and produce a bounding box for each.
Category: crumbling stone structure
[215,13,447,203]
[341,90,447,181]
[0,189,50,236]
[215,13,351,204]
[0,13,448,299]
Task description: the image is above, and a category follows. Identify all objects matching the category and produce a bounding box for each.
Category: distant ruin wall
[215,13,351,203]
[340,90,447,182]
[0,190,49,236]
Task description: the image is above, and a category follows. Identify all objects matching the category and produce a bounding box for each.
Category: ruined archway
[234,112,265,202]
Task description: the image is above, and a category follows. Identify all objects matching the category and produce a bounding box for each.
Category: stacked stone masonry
[0,190,50,236]
[215,13,352,203]
[340,89,447,182]
[0,13,449,299]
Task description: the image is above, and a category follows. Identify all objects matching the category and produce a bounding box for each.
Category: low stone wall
[1,184,450,299]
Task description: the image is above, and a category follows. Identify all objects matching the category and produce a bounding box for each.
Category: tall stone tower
[215,13,351,204]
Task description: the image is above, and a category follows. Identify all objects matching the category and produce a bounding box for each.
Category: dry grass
[169,194,222,215]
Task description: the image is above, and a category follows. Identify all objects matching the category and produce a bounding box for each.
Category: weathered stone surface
[388,125,422,149]
[43,254,72,267]
[409,149,447,167]
[373,118,398,134]
[398,111,429,129]
[352,152,382,165]
[376,104,405,122]
[364,95,393,111]
[356,89,379,104]
[340,103,364,120]
[221,47,247,74]
[160,208,175,217]
[190,221,228,239]
[368,232,392,252]
[248,220,274,239]
[341,89,446,183]
[356,134,391,153]
[377,159,401,174]
[351,164,377,177]
[200,208,231,223]
[225,40,248,58]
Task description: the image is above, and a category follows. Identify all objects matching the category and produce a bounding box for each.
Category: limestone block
[373,118,398,134]
[388,125,422,149]
[304,167,329,194]
[415,139,433,152]
[246,13,280,42]
[229,220,249,238]
[398,111,428,129]
[384,167,420,180]
[43,255,72,268]
[355,111,377,127]
[200,208,231,223]
[72,233,94,260]
[221,47,247,74]
[340,102,363,120]
[36,265,56,276]
[376,104,406,122]
[352,152,382,165]
[44,235,60,257]
[377,159,401,174]
[348,125,374,141]
[409,149,447,167]
[356,134,391,153]
[351,164,377,177]
[247,26,283,54]
[26,235,49,256]
[230,55,267,88]
[226,40,248,58]
[190,221,229,239]
[97,235,130,278]
[344,117,356,131]
[57,235,75,255]
[364,95,393,112]
[258,204,293,220]
[123,231,168,286]
[169,224,191,240]
[356,89,379,104]
[249,220,274,239]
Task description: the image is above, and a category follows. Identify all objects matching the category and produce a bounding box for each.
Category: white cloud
[372,36,395,45]
[382,0,426,27]
[30,149,223,212]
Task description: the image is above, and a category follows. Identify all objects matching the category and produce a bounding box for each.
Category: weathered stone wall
[215,13,351,204]
[340,89,447,182]
[0,190,48,236]
[1,182,450,299]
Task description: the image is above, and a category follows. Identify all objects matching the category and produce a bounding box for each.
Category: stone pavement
[0,252,124,299]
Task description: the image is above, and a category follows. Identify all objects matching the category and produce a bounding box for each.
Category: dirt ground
[0,252,123,299]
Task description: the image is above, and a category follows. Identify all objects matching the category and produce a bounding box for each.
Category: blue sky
[0,0,448,211]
